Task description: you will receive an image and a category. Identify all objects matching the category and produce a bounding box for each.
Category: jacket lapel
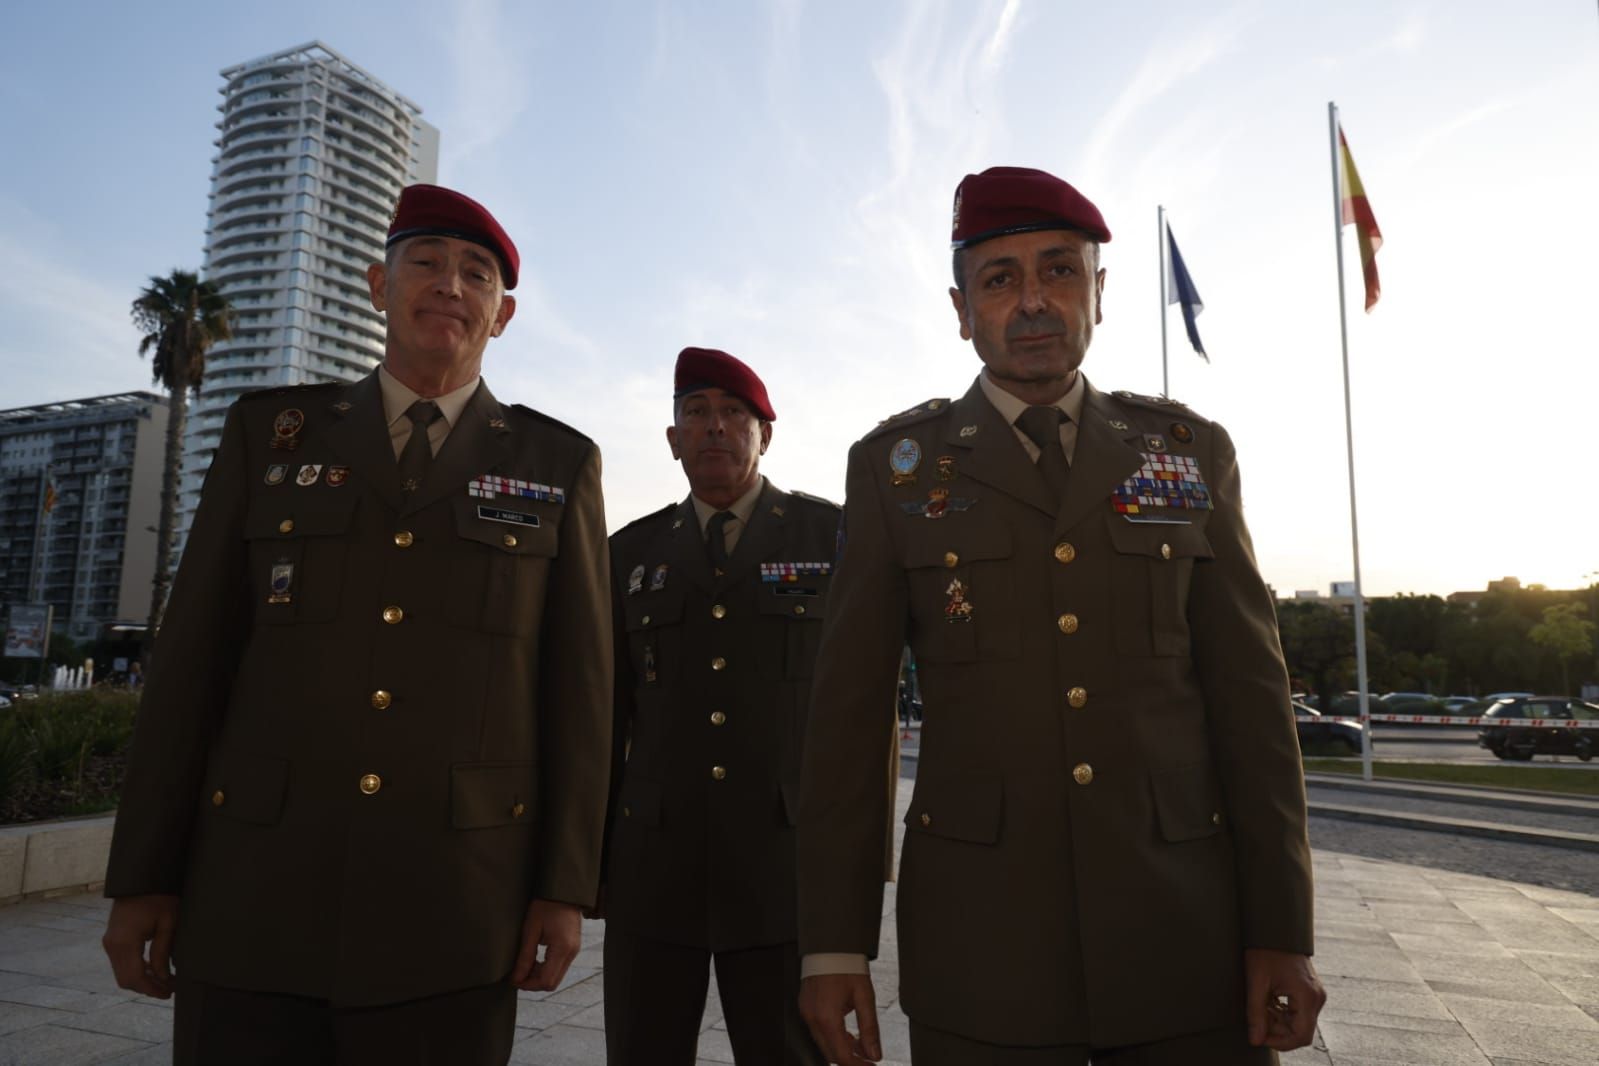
[318,372,404,513]
[1056,380,1146,534]
[942,378,1056,518]
[723,479,787,582]
[661,497,717,596]
[403,380,514,517]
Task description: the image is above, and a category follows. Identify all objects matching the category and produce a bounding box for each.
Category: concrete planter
[0,812,114,904]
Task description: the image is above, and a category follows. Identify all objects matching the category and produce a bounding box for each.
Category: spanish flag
[42,476,57,517]
[1338,124,1382,312]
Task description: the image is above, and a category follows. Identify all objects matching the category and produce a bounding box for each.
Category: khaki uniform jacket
[605,480,840,951]
[797,376,1312,1047]
[104,372,613,1008]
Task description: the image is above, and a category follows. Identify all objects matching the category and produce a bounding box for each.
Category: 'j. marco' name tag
[478,506,540,527]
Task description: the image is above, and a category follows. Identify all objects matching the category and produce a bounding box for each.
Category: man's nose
[433,267,464,297]
[705,410,727,436]
[1018,272,1047,312]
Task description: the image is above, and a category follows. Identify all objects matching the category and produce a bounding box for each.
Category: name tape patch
[477,506,541,527]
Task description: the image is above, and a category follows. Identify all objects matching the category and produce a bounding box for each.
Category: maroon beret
[386,184,520,289]
[950,166,1111,250]
[674,347,776,421]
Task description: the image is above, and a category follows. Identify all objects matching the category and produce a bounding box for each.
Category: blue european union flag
[1165,226,1208,362]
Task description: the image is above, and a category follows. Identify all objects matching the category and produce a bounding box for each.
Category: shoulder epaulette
[510,403,594,444]
[862,397,951,441]
[612,502,677,537]
[238,381,341,404]
[786,489,842,511]
[1108,389,1209,423]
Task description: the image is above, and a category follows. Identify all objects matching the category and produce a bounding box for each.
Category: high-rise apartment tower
[177,42,437,542]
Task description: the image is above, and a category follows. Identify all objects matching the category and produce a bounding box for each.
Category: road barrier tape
[1294,714,1599,729]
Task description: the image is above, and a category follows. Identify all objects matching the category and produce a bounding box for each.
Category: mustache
[1006,313,1067,340]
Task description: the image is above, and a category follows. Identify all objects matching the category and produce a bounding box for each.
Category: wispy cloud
[439,0,529,169]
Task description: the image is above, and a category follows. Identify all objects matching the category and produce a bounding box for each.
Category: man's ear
[759,421,773,456]
[666,424,681,460]
[949,287,972,341]
[492,294,517,337]
[367,262,387,312]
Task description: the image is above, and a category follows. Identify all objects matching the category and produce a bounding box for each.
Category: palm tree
[131,270,232,648]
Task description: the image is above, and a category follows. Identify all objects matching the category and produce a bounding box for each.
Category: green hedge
[0,689,139,823]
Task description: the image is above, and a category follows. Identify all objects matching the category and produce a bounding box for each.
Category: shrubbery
[0,689,139,824]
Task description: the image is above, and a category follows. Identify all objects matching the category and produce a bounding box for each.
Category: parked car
[1476,697,1599,761]
[1294,701,1368,755]
[1440,696,1478,714]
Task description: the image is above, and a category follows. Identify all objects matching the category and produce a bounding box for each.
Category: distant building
[176,41,438,547]
[0,393,169,643]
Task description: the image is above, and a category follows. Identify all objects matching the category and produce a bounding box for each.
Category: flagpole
[1329,101,1374,783]
[1158,205,1170,397]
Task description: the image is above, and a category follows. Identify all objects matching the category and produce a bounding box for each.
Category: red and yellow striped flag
[1338,124,1382,312]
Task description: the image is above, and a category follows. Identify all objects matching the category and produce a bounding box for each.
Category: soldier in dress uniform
[602,347,835,1065]
[796,167,1325,1064]
[101,184,612,1065]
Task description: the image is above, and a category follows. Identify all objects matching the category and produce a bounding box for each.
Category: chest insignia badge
[467,475,566,504]
[944,578,974,622]
[959,424,978,439]
[271,408,305,451]
[264,464,288,486]
[649,564,669,592]
[1143,434,1168,453]
[890,438,922,486]
[935,455,957,481]
[627,564,645,595]
[267,560,294,605]
[325,465,349,487]
[901,486,976,519]
[1109,419,1129,431]
[296,464,323,487]
[1170,421,1194,444]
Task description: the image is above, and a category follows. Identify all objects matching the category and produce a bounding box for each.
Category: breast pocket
[1106,517,1214,657]
[623,588,687,686]
[445,495,560,636]
[903,525,1017,663]
[244,495,358,624]
[756,576,830,679]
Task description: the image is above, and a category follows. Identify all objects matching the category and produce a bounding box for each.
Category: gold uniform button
[502,532,518,548]
[711,604,727,619]
[1067,686,1088,709]
[711,656,727,671]
[511,803,526,819]
[793,605,806,616]
[1057,613,1079,635]
[278,519,295,535]
[393,530,414,547]
[1160,543,1172,560]
[381,606,404,624]
[1072,763,1094,786]
[622,806,631,818]
[1211,811,1222,825]
[1054,542,1076,564]
[370,689,392,710]
[710,711,727,726]
[944,551,959,568]
[641,615,651,626]
[211,790,225,807]
[919,813,931,827]
[711,766,727,781]
[359,774,382,795]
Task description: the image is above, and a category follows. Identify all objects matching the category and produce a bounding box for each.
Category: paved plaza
[1,780,1596,1064]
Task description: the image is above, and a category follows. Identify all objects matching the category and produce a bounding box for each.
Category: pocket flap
[905,525,1012,570]
[1150,763,1224,843]
[617,776,663,828]
[452,495,558,556]
[451,762,537,830]
[244,494,358,539]
[904,773,1002,844]
[624,589,686,632]
[1106,518,1214,560]
[207,754,289,826]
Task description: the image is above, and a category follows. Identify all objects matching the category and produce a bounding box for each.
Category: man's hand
[511,899,582,992]
[1244,947,1325,1050]
[799,973,881,1064]
[102,894,180,999]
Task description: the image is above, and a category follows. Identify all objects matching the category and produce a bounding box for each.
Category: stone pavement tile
[1367,900,1475,926]
[1317,898,1380,923]
[0,1000,74,1036]
[1313,942,1424,983]
[0,941,107,979]
[1548,907,1599,930]
[513,990,588,1031]
[0,982,134,1012]
[0,924,91,955]
[1280,1039,1333,1064]
[1440,991,1599,1031]
[1515,886,1599,909]
[0,1023,147,1066]
[559,1000,604,1030]
[1413,955,1561,1005]
[541,971,604,1008]
[1546,973,1599,1007]
[99,1045,173,1066]
[1456,898,1558,922]
[53,1000,172,1043]
[509,1023,607,1065]
[1391,932,1515,959]
[1317,1016,1490,1064]
[0,973,36,995]
[1319,1009,1466,1034]
[1316,918,1390,945]
[694,1027,734,1062]
[1515,949,1599,980]
[1321,975,1452,1020]
[1454,1015,1599,1066]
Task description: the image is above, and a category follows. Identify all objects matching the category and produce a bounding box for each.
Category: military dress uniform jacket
[797,376,1313,1048]
[605,480,841,951]
[104,371,612,1008]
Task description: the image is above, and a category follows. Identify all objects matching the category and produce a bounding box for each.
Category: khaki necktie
[707,510,734,575]
[397,400,442,494]
[1017,405,1069,496]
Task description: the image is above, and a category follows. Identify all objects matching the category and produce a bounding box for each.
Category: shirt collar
[377,364,481,430]
[690,475,766,534]
[978,367,1086,427]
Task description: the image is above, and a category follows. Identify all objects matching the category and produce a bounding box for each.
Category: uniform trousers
[603,928,824,1065]
[172,975,517,1066]
[909,1020,1278,1066]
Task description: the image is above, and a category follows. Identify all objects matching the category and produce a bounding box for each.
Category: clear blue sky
[3,0,1595,596]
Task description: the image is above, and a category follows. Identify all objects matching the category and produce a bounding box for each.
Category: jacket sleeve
[1188,423,1314,955]
[797,440,908,959]
[532,441,613,907]
[104,401,254,897]
[597,533,634,893]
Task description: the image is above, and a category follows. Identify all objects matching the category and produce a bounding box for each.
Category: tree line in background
[1278,585,1598,709]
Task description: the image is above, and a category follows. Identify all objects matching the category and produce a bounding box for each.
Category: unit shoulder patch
[862,398,949,441]
[1107,389,1209,423]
